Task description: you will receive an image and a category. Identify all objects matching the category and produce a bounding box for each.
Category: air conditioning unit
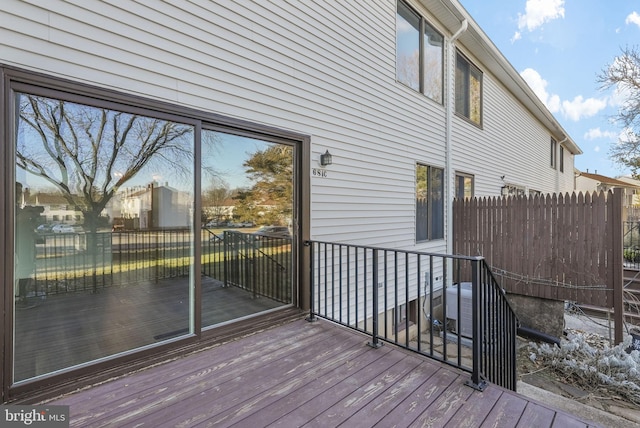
[446,282,473,338]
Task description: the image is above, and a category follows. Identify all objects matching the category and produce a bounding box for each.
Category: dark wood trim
[1,64,310,402]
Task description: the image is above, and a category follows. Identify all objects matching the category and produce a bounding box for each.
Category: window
[455,52,482,126]
[455,173,474,199]
[559,145,564,172]
[10,73,298,387]
[550,138,557,169]
[396,0,443,103]
[416,163,444,241]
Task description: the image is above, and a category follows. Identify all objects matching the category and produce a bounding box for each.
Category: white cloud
[511,31,522,43]
[594,146,601,152]
[584,128,618,140]
[517,0,565,32]
[520,68,561,113]
[520,68,608,121]
[626,11,640,28]
[562,96,607,121]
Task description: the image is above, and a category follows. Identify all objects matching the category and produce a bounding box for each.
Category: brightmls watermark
[1,405,69,427]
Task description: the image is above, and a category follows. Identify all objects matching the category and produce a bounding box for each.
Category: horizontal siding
[451,50,574,197]
[1,0,567,252]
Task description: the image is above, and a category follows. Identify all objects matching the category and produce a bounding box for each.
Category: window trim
[550,138,557,169]
[416,162,444,242]
[455,172,474,200]
[455,51,483,127]
[2,64,311,402]
[396,0,444,104]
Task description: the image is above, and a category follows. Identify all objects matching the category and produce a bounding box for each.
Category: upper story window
[455,52,482,126]
[416,163,444,241]
[559,145,564,172]
[396,1,444,104]
[550,138,557,169]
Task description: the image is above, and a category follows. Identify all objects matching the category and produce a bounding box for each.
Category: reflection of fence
[223,231,292,303]
[30,229,291,303]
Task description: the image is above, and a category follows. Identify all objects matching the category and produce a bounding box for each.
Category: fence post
[612,188,624,344]
[466,256,487,391]
[368,249,382,348]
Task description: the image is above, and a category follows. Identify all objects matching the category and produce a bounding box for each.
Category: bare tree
[598,46,640,176]
[17,94,193,291]
[17,94,193,233]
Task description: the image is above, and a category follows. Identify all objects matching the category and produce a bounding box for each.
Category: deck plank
[479,392,528,427]
[42,319,600,428]
[516,402,557,427]
[444,386,503,428]
[204,346,394,427]
[74,323,352,426]
[372,367,460,427]
[341,359,441,427]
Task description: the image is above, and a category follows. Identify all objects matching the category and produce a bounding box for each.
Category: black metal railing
[305,240,518,391]
[624,221,640,269]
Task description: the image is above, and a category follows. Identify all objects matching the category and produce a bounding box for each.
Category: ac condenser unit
[446,282,473,338]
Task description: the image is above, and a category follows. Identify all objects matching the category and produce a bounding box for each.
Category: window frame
[416,163,444,242]
[455,51,483,127]
[455,172,474,200]
[550,138,557,169]
[396,0,444,104]
[2,64,310,401]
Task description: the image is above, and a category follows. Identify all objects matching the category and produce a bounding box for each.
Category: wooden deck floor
[46,318,599,427]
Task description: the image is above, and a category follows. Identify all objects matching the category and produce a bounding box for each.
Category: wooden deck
[45,318,599,427]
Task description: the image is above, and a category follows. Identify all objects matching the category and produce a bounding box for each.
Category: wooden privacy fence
[453,189,624,341]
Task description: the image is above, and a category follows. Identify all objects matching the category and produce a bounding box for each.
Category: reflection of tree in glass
[17,94,193,232]
[202,179,232,224]
[17,94,193,291]
[241,145,293,225]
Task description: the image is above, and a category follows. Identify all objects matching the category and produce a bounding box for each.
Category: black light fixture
[320,150,332,166]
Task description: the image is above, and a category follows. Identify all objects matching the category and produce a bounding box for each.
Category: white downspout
[446,19,467,257]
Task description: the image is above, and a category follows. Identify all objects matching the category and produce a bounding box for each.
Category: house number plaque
[312,168,328,178]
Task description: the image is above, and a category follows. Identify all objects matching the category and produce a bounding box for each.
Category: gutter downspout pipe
[445,19,468,258]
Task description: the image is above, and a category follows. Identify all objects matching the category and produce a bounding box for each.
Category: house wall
[0,0,582,400]
[451,48,574,197]
[1,0,575,253]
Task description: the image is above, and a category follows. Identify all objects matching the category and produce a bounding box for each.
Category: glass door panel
[200,131,293,327]
[14,92,195,382]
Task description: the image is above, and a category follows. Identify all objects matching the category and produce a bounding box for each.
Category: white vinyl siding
[1,0,575,251]
[450,52,574,197]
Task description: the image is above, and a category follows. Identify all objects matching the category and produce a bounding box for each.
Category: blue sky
[459,0,640,178]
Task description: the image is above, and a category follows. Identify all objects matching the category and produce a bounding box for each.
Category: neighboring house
[23,191,83,225]
[0,0,581,401]
[614,175,640,208]
[575,170,640,220]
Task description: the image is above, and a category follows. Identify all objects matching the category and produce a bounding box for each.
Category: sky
[458,0,639,178]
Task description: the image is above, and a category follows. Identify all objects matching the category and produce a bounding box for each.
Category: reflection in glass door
[200,131,294,327]
[13,92,195,382]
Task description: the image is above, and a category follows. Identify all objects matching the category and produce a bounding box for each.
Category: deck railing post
[466,257,487,391]
[368,249,382,348]
[305,241,317,322]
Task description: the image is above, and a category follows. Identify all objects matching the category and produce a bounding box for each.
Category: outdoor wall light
[320,150,332,166]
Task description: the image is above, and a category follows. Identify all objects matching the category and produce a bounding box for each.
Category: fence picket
[453,191,616,309]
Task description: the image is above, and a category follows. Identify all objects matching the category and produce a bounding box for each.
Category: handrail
[305,240,518,391]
